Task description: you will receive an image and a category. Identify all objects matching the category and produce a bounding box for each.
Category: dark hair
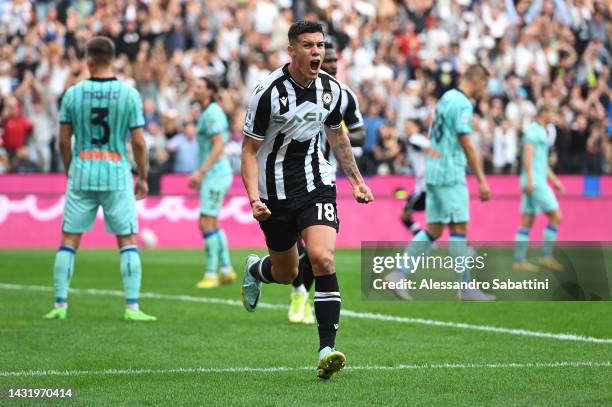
[86,36,115,66]
[288,20,324,43]
[200,76,219,96]
[324,41,335,50]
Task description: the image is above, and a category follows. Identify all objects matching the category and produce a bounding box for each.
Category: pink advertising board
[0,175,611,248]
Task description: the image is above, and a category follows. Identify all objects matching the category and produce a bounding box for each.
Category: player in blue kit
[513,104,565,272]
[44,36,155,321]
[189,77,236,288]
[385,64,495,301]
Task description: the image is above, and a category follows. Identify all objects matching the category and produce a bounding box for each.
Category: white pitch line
[2,283,612,344]
[1,361,610,378]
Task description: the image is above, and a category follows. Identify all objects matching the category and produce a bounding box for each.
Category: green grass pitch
[1,249,611,406]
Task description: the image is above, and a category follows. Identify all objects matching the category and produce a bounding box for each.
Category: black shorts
[404,190,426,212]
[259,186,339,252]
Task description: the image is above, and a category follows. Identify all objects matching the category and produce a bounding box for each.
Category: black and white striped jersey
[321,80,365,177]
[243,64,343,201]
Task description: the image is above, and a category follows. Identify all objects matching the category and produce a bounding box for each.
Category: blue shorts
[62,187,137,235]
[425,183,469,224]
[200,170,232,217]
[521,184,559,215]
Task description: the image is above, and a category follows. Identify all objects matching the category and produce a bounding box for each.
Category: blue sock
[399,230,435,274]
[542,225,558,258]
[514,228,530,263]
[53,245,76,305]
[204,229,220,276]
[217,229,232,269]
[120,245,142,304]
[449,234,470,283]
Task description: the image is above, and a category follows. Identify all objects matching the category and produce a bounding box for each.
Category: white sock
[292,284,307,294]
[126,303,139,311]
[204,272,217,279]
[54,303,67,309]
[219,266,234,276]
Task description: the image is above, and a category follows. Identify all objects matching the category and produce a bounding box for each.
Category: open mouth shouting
[309,59,321,74]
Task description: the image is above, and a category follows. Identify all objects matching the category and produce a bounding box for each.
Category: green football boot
[124,308,157,321]
[44,307,67,320]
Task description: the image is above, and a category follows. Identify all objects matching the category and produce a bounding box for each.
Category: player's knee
[199,216,217,233]
[521,216,534,229]
[431,230,443,240]
[117,234,136,246]
[62,233,82,250]
[551,211,562,225]
[308,249,335,275]
[274,266,298,284]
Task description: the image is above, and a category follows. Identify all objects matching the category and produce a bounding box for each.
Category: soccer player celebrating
[287,40,366,325]
[44,36,155,321]
[189,77,236,288]
[513,105,565,272]
[240,21,373,379]
[386,64,494,301]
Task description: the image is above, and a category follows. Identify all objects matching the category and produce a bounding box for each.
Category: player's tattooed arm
[325,126,361,182]
[347,127,365,147]
[325,126,374,203]
[59,124,72,176]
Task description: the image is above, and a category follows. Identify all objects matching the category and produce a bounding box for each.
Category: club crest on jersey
[322,90,333,107]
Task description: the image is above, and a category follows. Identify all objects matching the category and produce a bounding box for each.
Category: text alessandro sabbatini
[369,253,550,291]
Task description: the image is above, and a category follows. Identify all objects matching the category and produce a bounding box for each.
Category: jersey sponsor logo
[322,90,333,107]
[272,111,328,125]
[79,150,122,162]
[255,84,265,94]
[245,110,253,127]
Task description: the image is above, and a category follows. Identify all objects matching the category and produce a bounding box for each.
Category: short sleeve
[59,88,74,124]
[243,84,270,140]
[324,85,343,129]
[128,89,145,130]
[206,106,228,136]
[455,102,473,136]
[343,87,364,130]
[523,128,538,145]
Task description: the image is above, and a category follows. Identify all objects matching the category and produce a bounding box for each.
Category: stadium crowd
[0,0,610,179]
